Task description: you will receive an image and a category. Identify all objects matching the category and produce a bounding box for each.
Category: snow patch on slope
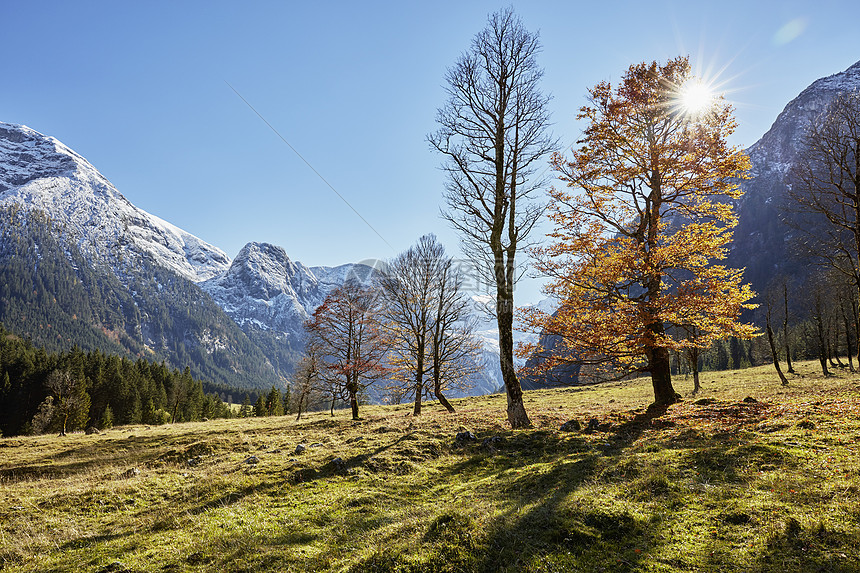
[0,122,229,282]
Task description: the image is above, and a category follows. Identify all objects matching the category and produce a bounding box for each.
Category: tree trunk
[854,282,860,371]
[834,348,846,368]
[817,337,830,377]
[295,392,305,421]
[330,396,335,417]
[644,303,677,405]
[648,345,677,406]
[413,384,422,416]
[435,385,456,413]
[413,357,423,416]
[432,354,456,413]
[827,333,840,368]
[349,386,360,420]
[766,323,789,386]
[783,284,795,374]
[686,348,701,395]
[497,292,531,428]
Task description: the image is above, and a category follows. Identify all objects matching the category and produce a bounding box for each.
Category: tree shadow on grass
[345,407,675,572]
[466,407,672,572]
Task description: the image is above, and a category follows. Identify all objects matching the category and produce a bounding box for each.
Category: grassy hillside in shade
[1,361,858,572]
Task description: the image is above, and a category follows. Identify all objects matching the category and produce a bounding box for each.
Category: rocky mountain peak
[730,59,860,295]
[0,121,230,282]
[220,242,320,303]
[747,59,860,175]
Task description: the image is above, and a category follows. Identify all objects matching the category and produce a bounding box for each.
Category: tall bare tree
[429,8,556,428]
[789,90,860,359]
[379,235,481,415]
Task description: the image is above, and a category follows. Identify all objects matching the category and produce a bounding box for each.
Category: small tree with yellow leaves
[521,57,758,407]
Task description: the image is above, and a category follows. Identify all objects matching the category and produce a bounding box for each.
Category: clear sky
[2,1,859,304]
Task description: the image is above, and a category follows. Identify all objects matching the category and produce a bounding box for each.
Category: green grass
[1,360,859,572]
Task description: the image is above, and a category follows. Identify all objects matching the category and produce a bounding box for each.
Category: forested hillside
[0,206,295,391]
[0,322,239,437]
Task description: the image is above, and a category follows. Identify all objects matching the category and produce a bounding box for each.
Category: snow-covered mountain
[201,243,505,396]
[200,241,376,340]
[0,122,229,282]
[729,59,860,294]
[746,60,860,175]
[0,122,282,390]
[0,121,509,395]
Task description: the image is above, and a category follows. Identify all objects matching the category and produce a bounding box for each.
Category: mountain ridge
[729,58,860,295]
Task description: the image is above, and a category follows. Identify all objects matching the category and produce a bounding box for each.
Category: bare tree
[305,282,389,420]
[379,235,481,414]
[428,257,483,412]
[789,90,860,359]
[429,8,556,428]
[837,278,858,372]
[801,275,833,377]
[45,369,90,435]
[764,288,790,386]
[781,278,796,374]
[30,396,55,435]
[378,236,438,416]
[291,342,321,421]
[674,324,703,395]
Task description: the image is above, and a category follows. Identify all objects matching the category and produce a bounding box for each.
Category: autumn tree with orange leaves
[521,57,758,407]
[305,281,390,420]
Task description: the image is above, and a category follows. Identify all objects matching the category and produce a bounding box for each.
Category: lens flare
[680,80,715,115]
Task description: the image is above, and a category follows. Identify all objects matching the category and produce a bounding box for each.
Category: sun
[679,79,715,116]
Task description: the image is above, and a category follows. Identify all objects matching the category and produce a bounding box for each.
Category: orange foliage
[520,57,758,398]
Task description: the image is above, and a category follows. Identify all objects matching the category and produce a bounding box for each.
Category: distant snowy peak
[200,242,382,335]
[747,59,860,174]
[309,261,380,289]
[215,242,321,302]
[0,121,229,282]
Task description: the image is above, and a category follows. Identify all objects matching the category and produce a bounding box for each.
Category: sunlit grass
[1,360,858,571]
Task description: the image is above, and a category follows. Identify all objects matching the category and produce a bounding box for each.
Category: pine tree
[265,386,284,416]
[100,404,114,429]
[239,395,252,418]
[254,395,266,417]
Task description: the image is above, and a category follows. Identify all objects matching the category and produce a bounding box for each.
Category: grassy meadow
[1,361,859,572]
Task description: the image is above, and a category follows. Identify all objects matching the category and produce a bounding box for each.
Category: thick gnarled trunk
[646,313,677,406]
[648,345,677,406]
[348,381,360,420]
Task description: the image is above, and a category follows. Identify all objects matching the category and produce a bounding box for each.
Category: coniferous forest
[0,323,243,436]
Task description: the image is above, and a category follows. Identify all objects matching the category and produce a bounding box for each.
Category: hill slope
[729,60,860,294]
[1,361,857,572]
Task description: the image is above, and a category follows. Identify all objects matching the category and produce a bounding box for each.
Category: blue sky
[2,1,859,304]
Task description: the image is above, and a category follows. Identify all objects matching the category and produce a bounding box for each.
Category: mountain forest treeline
[0,322,251,436]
